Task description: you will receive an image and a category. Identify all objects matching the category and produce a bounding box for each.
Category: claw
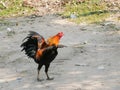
[47,77,54,80]
[37,78,44,81]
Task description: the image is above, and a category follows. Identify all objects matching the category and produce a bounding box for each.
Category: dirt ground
[0,14,120,90]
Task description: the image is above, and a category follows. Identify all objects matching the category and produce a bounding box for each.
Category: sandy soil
[0,14,120,90]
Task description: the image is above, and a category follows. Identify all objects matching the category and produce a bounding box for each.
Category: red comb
[58,32,64,37]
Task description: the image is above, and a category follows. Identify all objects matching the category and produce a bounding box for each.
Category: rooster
[21,31,64,81]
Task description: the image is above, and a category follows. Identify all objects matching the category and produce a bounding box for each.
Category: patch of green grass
[0,0,34,18]
[62,0,110,24]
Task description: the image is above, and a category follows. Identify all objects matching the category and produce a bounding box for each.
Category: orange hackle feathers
[47,32,64,46]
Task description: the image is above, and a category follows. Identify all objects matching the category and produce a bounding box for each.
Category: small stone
[7,28,12,32]
[98,66,105,70]
[16,77,22,81]
[70,14,77,19]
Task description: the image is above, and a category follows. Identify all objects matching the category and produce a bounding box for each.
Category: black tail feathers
[21,31,38,59]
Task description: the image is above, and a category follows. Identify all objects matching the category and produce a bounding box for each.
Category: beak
[58,44,67,48]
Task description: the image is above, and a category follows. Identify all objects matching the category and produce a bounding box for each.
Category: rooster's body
[21,31,63,81]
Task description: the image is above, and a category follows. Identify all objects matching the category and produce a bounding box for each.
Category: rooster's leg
[37,64,43,81]
[45,64,54,80]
